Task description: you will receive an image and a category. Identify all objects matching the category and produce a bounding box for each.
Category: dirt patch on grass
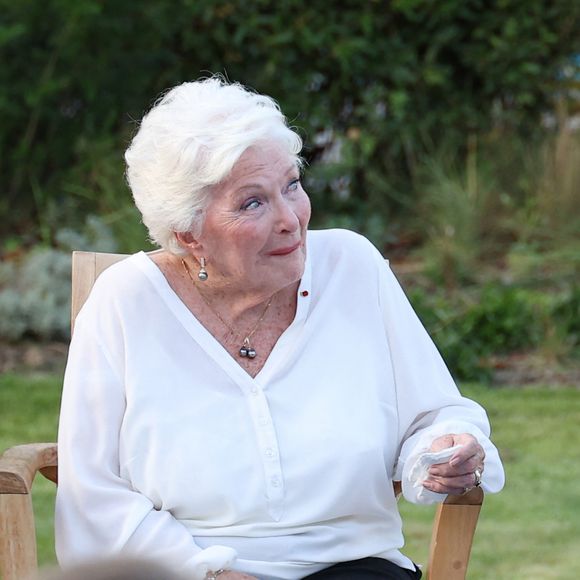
[489,353,580,387]
[0,341,68,375]
[1,341,578,387]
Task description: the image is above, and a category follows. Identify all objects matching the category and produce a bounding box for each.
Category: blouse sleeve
[376,258,505,504]
[55,307,236,579]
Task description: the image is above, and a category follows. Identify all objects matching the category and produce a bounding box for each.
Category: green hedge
[2,0,579,248]
[409,283,579,381]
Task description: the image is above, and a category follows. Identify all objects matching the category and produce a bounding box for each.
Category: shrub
[410,284,549,381]
[553,287,580,349]
[0,217,117,341]
[1,0,579,250]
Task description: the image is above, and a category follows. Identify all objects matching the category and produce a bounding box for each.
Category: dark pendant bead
[239,346,248,357]
[247,348,257,359]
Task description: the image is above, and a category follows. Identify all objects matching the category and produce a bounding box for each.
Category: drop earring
[198,257,208,281]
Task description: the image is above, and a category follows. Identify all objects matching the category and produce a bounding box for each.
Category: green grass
[2,375,580,578]
[0,372,61,566]
[400,384,580,579]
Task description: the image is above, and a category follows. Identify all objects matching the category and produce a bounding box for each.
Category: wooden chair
[0,251,485,580]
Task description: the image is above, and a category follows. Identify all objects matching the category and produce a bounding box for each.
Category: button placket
[245,384,284,519]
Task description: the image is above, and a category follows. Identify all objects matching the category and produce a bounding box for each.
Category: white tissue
[407,444,464,504]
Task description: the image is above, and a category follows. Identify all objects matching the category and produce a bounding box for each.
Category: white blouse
[56,229,504,580]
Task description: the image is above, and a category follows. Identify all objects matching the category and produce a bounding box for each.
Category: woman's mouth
[268,242,301,256]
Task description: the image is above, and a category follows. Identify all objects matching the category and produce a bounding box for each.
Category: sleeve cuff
[396,420,505,504]
[187,545,238,580]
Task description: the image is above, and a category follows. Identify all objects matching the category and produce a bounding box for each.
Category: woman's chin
[260,261,305,294]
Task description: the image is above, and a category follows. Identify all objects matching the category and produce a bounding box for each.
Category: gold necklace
[181,259,273,359]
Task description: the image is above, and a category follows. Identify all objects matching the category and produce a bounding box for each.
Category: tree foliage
[1,0,578,248]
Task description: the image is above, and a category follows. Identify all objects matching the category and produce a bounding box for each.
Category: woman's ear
[174,231,204,254]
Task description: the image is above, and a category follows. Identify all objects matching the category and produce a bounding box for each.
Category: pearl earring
[198,257,208,281]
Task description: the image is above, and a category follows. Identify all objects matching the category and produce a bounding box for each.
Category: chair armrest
[393,480,402,498]
[428,487,484,580]
[0,443,57,579]
[0,443,58,494]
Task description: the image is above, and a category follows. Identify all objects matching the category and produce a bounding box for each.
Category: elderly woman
[56,77,505,580]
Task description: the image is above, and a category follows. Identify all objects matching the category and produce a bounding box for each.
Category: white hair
[124,76,303,255]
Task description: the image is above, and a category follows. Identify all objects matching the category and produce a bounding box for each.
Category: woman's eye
[241,198,262,211]
[288,179,300,191]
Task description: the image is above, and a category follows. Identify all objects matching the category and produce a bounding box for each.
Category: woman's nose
[274,199,300,233]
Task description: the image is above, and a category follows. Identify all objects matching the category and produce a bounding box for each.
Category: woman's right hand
[208,572,258,580]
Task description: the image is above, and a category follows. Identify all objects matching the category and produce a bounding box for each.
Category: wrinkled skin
[423,433,485,495]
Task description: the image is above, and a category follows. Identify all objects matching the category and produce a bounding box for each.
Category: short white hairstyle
[125,76,303,255]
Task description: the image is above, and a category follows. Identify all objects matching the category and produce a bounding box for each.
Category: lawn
[400,384,580,579]
[1,373,579,579]
[0,372,61,567]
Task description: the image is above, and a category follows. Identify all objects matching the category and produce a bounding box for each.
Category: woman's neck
[195,279,299,325]
[176,253,298,323]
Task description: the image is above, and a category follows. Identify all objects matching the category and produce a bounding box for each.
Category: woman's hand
[207,572,258,580]
[422,433,485,496]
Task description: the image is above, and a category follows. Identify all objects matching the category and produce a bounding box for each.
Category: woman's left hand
[422,433,485,496]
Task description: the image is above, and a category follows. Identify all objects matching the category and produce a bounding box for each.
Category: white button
[250,387,259,396]
[264,447,276,458]
[258,417,269,427]
[271,476,281,487]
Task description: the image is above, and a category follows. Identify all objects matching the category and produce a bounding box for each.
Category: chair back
[71,251,130,332]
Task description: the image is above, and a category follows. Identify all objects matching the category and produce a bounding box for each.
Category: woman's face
[192,141,311,296]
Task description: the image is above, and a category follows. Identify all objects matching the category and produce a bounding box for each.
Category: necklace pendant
[239,345,256,358]
[239,338,256,359]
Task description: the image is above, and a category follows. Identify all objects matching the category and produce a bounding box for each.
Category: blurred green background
[1,0,579,381]
[1,1,580,578]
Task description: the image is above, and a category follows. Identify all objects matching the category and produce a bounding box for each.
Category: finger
[430,444,483,474]
[427,471,477,487]
[430,434,456,453]
[429,454,483,477]
[450,441,484,465]
[423,472,477,495]
[444,444,485,473]
[423,478,466,495]
[450,436,486,463]
[429,434,483,462]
